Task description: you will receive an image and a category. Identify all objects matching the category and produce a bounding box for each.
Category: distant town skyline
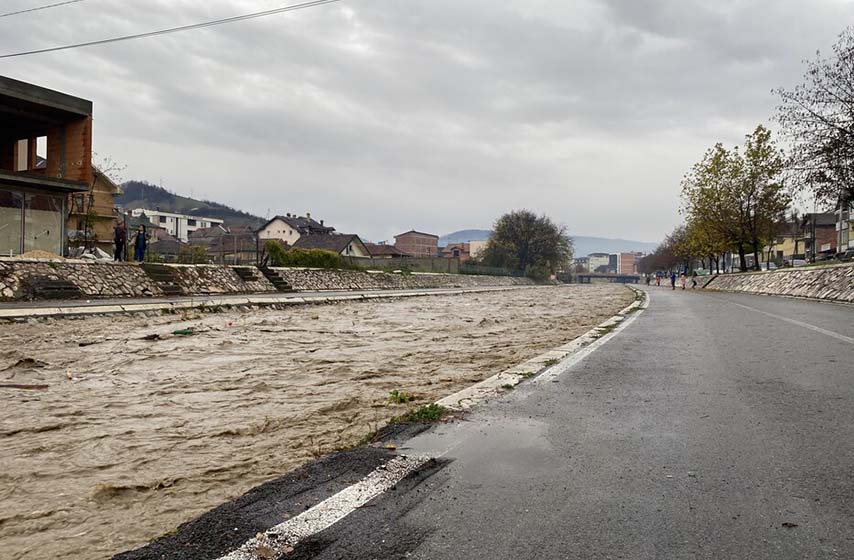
[2,0,852,243]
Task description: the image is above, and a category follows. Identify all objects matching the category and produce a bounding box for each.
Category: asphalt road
[295,287,854,559]
[122,287,854,560]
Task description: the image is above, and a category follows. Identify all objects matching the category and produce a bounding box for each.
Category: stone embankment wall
[0,259,162,299]
[705,263,854,303]
[0,258,535,301]
[269,267,533,291]
[168,265,276,295]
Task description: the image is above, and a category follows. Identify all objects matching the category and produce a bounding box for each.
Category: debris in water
[782,522,799,528]
[0,383,49,390]
[141,333,161,341]
[2,358,48,371]
[172,329,194,336]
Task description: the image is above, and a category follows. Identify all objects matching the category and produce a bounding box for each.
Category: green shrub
[266,241,350,269]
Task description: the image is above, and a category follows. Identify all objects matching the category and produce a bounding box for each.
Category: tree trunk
[752,240,761,271]
[737,244,747,272]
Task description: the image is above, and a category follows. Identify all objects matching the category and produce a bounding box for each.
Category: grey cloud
[1,0,851,242]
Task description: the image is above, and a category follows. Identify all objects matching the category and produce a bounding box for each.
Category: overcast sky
[1,0,852,243]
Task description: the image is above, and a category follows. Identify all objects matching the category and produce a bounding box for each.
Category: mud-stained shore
[0,285,633,560]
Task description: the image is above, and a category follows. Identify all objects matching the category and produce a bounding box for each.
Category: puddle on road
[0,285,632,560]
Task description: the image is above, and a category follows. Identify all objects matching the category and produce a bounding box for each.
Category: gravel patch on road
[0,284,632,560]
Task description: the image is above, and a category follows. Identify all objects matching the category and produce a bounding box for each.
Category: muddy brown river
[0,285,632,559]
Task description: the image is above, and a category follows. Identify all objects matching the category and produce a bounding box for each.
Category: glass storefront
[0,187,64,256]
[0,189,23,256]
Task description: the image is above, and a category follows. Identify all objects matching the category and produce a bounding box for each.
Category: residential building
[365,242,411,258]
[129,209,223,242]
[608,254,619,273]
[394,230,439,258]
[66,167,121,254]
[293,233,370,257]
[147,229,186,262]
[835,202,853,253]
[469,240,488,259]
[617,252,642,275]
[572,256,590,272]
[799,213,838,260]
[189,225,259,264]
[257,213,335,246]
[1,76,93,256]
[441,242,471,262]
[587,253,610,273]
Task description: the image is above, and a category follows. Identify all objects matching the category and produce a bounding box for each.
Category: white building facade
[130,209,223,242]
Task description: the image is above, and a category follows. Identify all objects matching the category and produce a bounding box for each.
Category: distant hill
[439,229,492,245]
[440,229,658,256]
[116,181,264,228]
[572,236,658,256]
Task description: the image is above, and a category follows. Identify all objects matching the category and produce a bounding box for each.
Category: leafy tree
[775,27,854,207]
[638,227,683,274]
[680,126,789,271]
[740,126,790,268]
[681,143,748,270]
[480,210,572,279]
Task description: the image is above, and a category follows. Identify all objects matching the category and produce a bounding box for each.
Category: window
[0,189,23,255]
[188,219,197,227]
[159,216,167,224]
[23,193,63,255]
[15,140,28,171]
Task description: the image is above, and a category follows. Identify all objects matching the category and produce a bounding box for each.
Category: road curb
[436,285,648,411]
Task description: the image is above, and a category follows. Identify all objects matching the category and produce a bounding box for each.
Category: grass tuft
[388,390,414,404]
[391,403,449,424]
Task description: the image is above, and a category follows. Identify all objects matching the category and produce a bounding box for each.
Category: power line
[0,0,345,59]
[0,0,87,19]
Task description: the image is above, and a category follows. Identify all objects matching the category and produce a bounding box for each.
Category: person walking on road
[670,271,677,290]
[691,270,698,289]
[656,273,661,287]
[133,225,147,262]
[680,273,688,290]
[113,222,127,262]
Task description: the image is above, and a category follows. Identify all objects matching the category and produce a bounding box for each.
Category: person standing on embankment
[133,225,147,262]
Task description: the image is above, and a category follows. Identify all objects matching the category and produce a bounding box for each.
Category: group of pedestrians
[646,271,698,290]
[112,223,148,262]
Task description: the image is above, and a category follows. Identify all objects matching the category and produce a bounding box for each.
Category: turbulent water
[0,285,633,559]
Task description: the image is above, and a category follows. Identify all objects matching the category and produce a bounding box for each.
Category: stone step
[259,267,294,292]
[233,266,261,282]
[28,277,84,300]
[141,264,185,297]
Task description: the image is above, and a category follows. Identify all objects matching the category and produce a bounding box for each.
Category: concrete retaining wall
[705,263,854,303]
[0,258,535,301]
[269,267,534,291]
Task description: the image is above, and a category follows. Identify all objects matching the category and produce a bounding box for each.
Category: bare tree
[775,27,854,208]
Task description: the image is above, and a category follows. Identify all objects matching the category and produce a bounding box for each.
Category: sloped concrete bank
[0,258,534,301]
[705,263,854,303]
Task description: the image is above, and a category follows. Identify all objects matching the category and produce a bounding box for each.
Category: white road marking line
[534,287,650,383]
[213,287,649,559]
[720,299,854,345]
[216,454,431,560]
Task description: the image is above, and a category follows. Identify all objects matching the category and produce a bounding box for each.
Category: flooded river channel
[0,285,633,559]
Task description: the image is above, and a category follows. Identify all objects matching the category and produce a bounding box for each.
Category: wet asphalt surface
[123,287,854,560]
